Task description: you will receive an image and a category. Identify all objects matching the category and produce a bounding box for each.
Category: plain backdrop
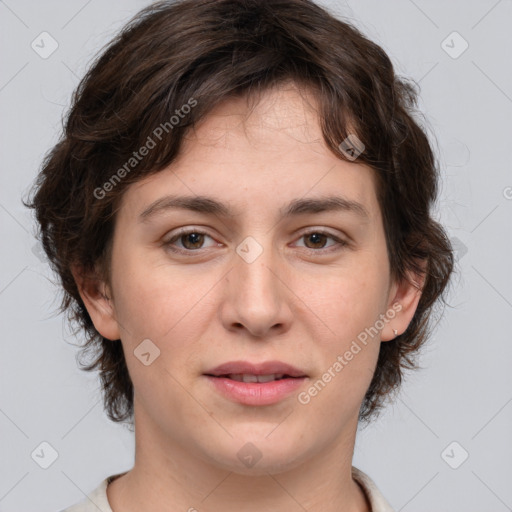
[1,1,511,511]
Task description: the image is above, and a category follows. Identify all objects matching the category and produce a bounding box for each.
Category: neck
[107,406,370,512]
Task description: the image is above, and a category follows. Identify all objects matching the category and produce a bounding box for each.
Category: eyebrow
[138,194,370,222]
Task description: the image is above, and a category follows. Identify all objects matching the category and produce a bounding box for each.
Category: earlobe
[71,264,121,341]
[381,262,426,342]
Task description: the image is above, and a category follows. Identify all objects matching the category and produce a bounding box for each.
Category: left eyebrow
[281,196,370,220]
[138,194,370,223]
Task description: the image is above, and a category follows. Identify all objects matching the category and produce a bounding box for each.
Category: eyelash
[163,228,348,255]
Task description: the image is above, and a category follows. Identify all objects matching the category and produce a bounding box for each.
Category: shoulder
[352,466,395,512]
[60,469,393,512]
[59,475,115,512]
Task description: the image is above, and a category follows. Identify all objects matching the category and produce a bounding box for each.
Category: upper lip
[204,360,308,378]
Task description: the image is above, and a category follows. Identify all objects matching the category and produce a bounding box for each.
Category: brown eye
[295,230,348,253]
[180,232,205,250]
[303,232,329,249]
[164,229,218,253]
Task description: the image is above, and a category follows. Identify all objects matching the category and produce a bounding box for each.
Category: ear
[71,263,121,341]
[381,260,427,342]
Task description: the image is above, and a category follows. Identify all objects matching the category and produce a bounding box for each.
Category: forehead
[120,84,381,224]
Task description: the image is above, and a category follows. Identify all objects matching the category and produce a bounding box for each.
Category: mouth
[203,361,308,405]
[205,373,302,383]
[204,360,308,379]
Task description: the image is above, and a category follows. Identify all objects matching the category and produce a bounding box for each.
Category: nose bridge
[236,233,280,305]
[224,233,290,336]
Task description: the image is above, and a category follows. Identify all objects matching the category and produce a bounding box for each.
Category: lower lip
[204,376,307,405]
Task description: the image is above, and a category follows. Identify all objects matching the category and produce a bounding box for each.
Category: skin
[74,82,423,512]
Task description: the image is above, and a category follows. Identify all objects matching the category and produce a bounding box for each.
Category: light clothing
[61,466,394,511]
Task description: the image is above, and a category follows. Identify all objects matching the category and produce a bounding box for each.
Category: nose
[219,242,293,339]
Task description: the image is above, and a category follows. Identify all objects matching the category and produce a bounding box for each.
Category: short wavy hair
[24,0,454,427]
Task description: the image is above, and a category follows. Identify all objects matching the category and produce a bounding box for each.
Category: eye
[163,228,348,256]
[163,228,219,253]
[294,230,348,252]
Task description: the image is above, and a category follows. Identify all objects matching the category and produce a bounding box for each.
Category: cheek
[111,250,217,353]
[302,257,389,340]
[292,253,388,405]
[297,270,385,416]
[111,262,208,411]
[109,247,234,421]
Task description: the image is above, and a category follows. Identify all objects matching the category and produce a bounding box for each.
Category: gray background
[1,1,511,511]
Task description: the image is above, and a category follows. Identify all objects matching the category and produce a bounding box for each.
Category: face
[79,83,419,475]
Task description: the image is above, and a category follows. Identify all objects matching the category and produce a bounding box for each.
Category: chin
[197,432,313,476]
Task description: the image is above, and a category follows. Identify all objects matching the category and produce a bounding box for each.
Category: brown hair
[24,0,454,427]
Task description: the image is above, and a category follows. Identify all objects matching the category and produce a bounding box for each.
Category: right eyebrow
[138,195,233,222]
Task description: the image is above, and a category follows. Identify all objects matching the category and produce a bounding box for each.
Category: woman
[26,0,453,510]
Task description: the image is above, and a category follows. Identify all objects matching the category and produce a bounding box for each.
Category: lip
[204,360,307,378]
[204,375,307,405]
[203,360,308,406]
